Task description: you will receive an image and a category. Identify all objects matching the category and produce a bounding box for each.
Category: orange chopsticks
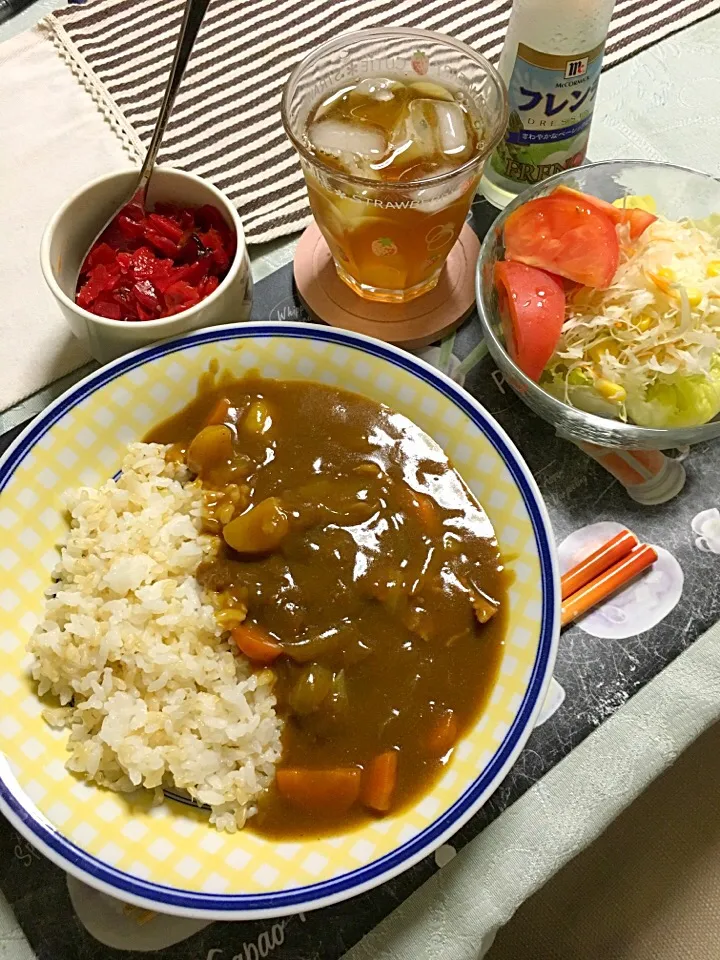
[560,530,658,628]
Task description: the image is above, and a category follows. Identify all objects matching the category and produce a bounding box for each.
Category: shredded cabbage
[541,202,720,428]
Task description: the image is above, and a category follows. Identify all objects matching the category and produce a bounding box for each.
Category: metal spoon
[77,0,211,278]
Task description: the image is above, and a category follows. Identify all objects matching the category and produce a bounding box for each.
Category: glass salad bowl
[475,160,720,450]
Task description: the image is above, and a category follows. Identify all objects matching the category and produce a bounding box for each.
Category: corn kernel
[648,270,673,295]
[686,287,703,308]
[657,266,676,283]
[595,379,627,403]
[589,340,620,363]
[612,195,657,213]
[707,261,720,278]
[636,316,654,332]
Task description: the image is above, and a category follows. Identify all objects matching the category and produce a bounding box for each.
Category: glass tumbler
[282,29,508,304]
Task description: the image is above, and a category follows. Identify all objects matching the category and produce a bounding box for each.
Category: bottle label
[491,41,605,186]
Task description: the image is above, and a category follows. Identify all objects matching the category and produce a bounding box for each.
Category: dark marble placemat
[1,199,719,960]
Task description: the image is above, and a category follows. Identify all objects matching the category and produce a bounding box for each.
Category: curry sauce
[147,376,507,838]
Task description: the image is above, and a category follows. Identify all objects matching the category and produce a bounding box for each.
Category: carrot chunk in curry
[147,376,507,838]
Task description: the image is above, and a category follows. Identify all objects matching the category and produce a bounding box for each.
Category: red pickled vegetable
[115,252,132,273]
[123,200,145,222]
[132,280,161,312]
[154,202,194,230]
[129,247,159,279]
[82,243,115,272]
[201,275,219,298]
[165,280,200,312]
[75,199,236,322]
[172,255,213,287]
[117,216,144,240]
[152,266,183,294]
[176,235,204,264]
[93,300,122,320]
[199,228,230,272]
[147,212,185,243]
[111,287,138,319]
[143,228,181,259]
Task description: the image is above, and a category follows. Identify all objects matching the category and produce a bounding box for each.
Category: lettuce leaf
[625,357,720,428]
[542,377,621,420]
[691,212,720,238]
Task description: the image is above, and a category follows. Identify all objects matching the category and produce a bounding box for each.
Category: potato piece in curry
[147,376,507,838]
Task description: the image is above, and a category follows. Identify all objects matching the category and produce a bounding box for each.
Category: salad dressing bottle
[481,0,616,208]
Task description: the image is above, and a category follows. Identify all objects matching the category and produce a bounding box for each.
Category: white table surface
[1,4,719,958]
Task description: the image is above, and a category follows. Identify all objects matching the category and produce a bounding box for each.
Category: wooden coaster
[293,222,480,349]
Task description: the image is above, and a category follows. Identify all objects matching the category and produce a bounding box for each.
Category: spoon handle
[135,0,211,200]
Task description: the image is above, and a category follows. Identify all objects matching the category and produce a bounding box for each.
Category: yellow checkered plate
[0,322,559,919]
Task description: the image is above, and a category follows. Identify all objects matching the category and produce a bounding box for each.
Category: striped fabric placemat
[45,0,720,244]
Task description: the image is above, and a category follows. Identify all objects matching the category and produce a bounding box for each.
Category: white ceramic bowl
[40,167,252,364]
[0,321,559,919]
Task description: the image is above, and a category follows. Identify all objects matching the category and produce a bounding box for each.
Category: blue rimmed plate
[0,322,559,919]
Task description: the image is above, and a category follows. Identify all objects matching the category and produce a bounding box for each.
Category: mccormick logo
[565,57,588,78]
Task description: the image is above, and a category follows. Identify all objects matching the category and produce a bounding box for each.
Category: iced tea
[303,76,482,302]
[282,31,508,304]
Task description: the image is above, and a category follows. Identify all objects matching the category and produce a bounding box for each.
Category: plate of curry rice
[0,321,559,918]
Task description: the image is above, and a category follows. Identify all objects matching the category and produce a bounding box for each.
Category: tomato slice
[554,185,657,240]
[504,193,620,288]
[623,207,657,240]
[494,261,565,382]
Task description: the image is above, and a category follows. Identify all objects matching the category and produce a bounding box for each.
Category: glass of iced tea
[282,29,508,304]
